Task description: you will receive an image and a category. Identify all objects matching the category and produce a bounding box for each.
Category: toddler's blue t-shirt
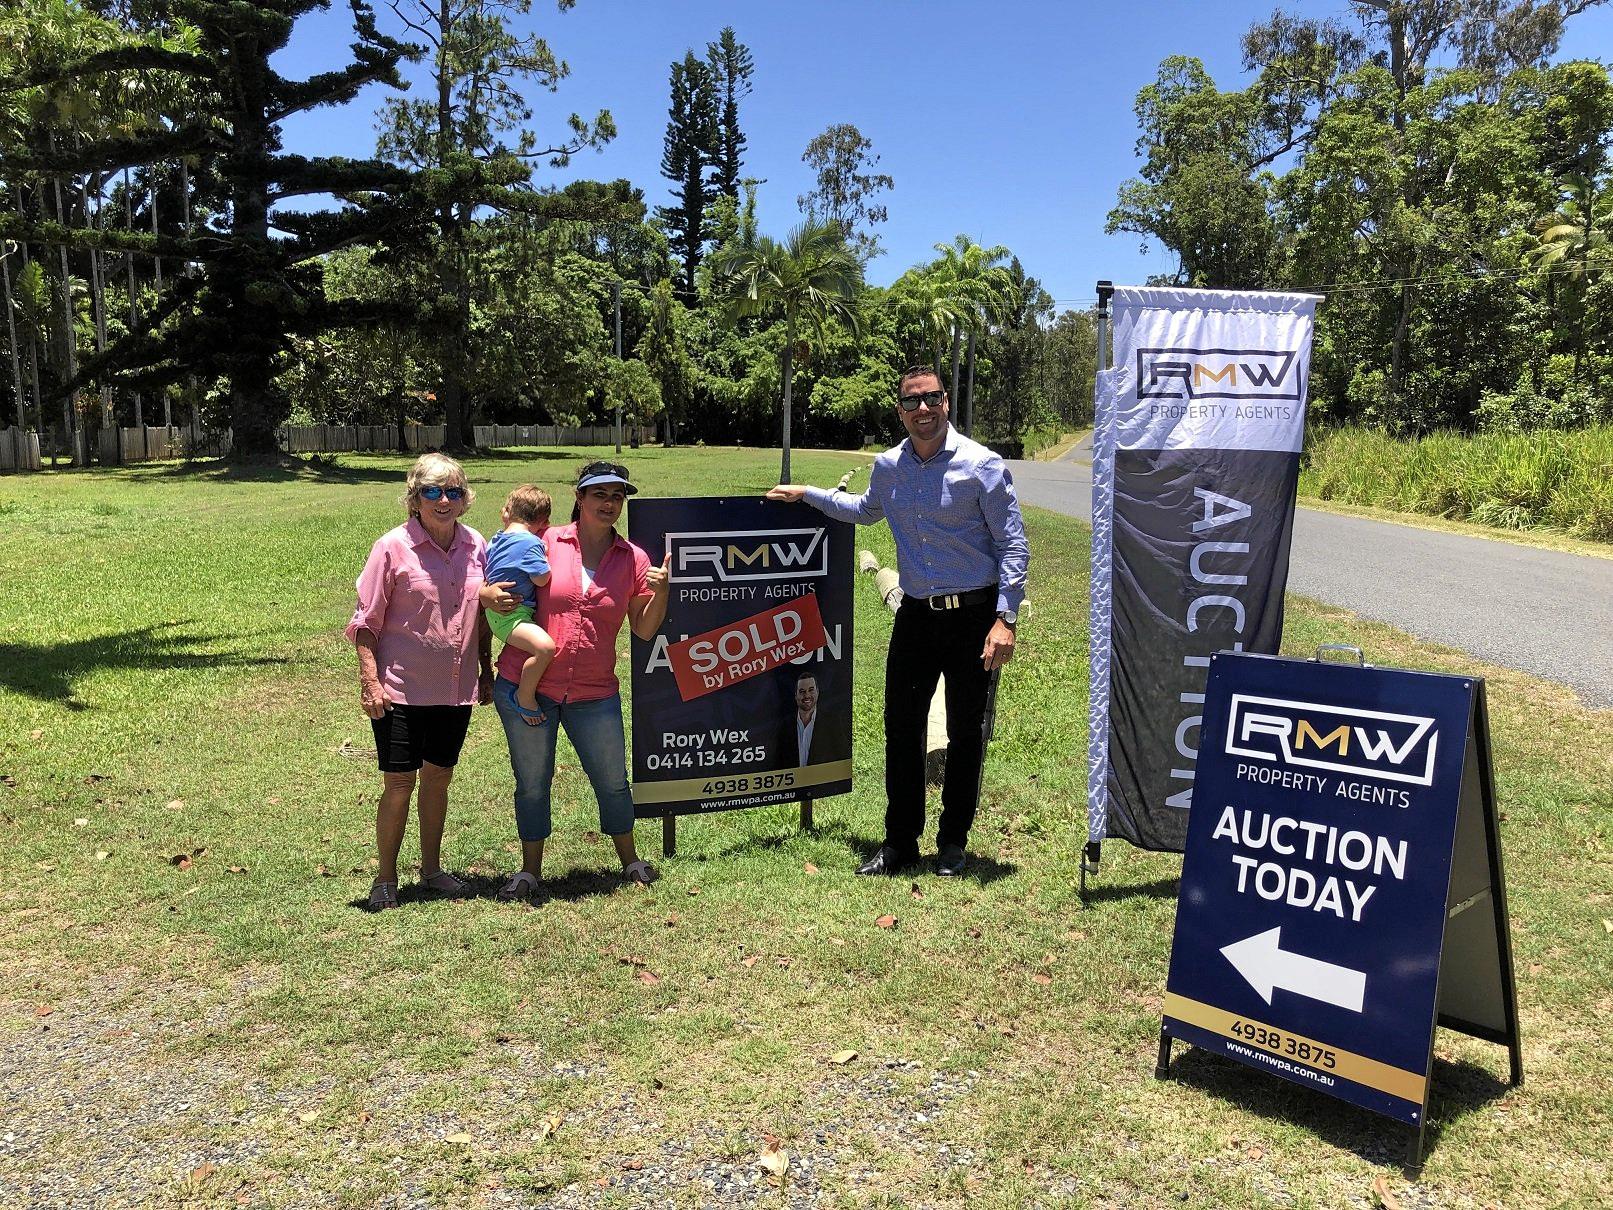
[485,529,551,609]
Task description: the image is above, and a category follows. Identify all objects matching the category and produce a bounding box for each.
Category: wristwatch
[997,610,1018,627]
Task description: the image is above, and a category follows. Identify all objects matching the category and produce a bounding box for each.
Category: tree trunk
[225,53,287,462]
[86,178,110,436]
[948,321,962,405]
[125,169,143,429]
[964,328,977,437]
[150,174,169,426]
[2,243,23,430]
[780,313,794,484]
[51,178,79,464]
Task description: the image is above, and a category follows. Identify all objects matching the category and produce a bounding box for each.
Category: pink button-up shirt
[495,523,650,703]
[346,518,487,706]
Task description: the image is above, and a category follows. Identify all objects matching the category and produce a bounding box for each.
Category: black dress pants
[882,596,997,857]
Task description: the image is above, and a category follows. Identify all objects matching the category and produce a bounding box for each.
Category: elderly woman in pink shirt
[347,453,493,911]
[481,461,671,901]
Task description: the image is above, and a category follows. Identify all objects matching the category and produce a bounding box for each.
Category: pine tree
[655,51,717,302]
[2,0,416,461]
[705,27,753,202]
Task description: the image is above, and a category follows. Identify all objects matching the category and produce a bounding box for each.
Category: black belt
[908,585,997,612]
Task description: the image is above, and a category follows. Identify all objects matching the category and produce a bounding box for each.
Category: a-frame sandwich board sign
[1157,651,1522,1171]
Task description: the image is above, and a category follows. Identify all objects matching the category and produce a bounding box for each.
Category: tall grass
[1300,425,1613,541]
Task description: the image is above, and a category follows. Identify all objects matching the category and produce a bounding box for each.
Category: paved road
[1008,448,1613,709]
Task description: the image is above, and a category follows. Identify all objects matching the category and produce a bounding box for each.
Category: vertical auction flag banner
[1159,652,1521,1164]
[629,497,854,816]
[1089,286,1321,853]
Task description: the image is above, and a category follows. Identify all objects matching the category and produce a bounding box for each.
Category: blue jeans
[493,678,636,842]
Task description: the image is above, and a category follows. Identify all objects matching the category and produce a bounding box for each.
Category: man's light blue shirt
[803,425,1029,614]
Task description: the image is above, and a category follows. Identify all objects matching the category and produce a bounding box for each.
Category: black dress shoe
[856,845,913,876]
[936,845,969,877]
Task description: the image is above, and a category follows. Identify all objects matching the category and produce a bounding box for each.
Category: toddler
[484,485,557,723]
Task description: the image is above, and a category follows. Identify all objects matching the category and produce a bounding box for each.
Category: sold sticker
[667,593,828,701]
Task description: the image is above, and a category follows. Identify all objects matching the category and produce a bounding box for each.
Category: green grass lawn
[1,447,1608,1208]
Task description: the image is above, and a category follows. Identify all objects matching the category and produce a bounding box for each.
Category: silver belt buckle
[929,593,958,611]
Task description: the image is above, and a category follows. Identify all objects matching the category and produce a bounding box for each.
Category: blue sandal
[500,681,548,726]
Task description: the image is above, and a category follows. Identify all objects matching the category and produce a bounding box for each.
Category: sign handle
[1313,644,1365,665]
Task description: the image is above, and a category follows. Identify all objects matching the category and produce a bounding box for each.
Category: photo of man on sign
[772,666,851,771]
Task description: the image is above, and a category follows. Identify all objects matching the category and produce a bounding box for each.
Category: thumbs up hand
[647,550,672,594]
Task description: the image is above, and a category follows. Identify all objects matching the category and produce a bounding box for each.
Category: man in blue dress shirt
[768,366,1030,876]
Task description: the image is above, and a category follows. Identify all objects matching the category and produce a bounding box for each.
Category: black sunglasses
[419,485,466,501]
[898,389,946,412]
[579,461,629,479]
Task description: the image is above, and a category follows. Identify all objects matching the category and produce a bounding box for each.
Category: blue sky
[276,0,1613,311]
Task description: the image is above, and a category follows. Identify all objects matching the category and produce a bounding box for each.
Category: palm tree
[931,235,1013,435]
[709,218,863,482]
[1529,174,1611,382]
[890,268,961,373]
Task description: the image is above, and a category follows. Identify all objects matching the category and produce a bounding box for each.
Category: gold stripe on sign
[1163,992,1429,1104]
[631,759,853,806]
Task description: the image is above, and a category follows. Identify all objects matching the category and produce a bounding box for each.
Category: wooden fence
[10,420,641,469]
[0,428,41,472]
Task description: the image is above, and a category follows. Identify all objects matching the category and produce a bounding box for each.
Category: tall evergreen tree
[375,0,620,450]
[655,50,717,301]
[705,27,753,202]
[2,0,416,461]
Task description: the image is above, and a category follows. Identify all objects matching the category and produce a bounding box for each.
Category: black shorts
[371,705,473,773]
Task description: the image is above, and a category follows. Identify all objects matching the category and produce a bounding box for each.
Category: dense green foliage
[1,2,1092,463]
[1300,423,1613,539]
[1111,1,1613,436]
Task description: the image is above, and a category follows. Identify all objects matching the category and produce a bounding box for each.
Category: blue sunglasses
[419,485,466,502]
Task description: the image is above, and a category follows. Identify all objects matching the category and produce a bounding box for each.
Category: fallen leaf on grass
[33,862,56,872]
[1,776,16,788]
[875,914,897,929]
[966,926,982,939]
[316,864,332,877]
[829,1050,858,1065]
[266,797,281,806]
[1603,918,1612,935]
[664,914,679,927]
[828,936,845,946]
[535,1112,562,1140]
[1528,962,1543,975]
[28,729,42,741]
[96,851,110,862]
[357,1110,372,1124]
[166,799,185,811]
[910,882,924,900]
[756,1146,789,1183]
[297,1110,319,1124]
[803,862,819,875]
[636,969,662,986]
[73,818,88,827]
[621,1159,644,1171]
[1032,972,1053,985]
[741,955,759,968]
[187,1162,217,1185]
[1246,1146,1264,1160]
[34,1004,52,1018]
[171,855,192,871]
[227,865,248,874]
[686,886,700,896]
[444,1131,472,1144]
[1372,1175,1402,1209]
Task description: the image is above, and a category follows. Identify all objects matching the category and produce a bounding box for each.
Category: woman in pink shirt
[347,453,494,911]
[481,461,671,901]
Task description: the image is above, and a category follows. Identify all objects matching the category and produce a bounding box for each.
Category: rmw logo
[669,528,827,583]
[1136,347,1301,402]
[1225,694,1439,786]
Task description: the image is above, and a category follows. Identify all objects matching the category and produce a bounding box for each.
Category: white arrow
[1219,926,1366,1013]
